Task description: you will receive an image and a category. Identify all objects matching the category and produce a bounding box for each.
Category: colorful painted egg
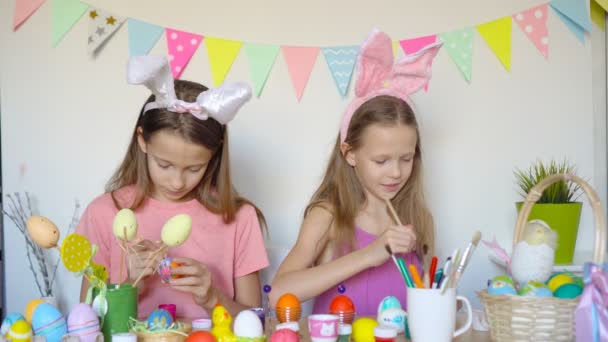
[161,214,192,247]
[233,310,263,338]
[270,328,299,342]
[352,318,378,342]
[158,257,183,283]
[26,216,60,248]
[25,299,45,323]
[186,331,217,342]
[67,304,100,342]
[554,283,583,299]
[147,309,173,331]
[112,209,138,241]
[2,312,25,336]
[377,296,402,314]
[276,294,300,309]
[329,295,355,313]
[7,319,32,342]
[547,274,575,293]
[519,281,553,297]
[377,308,407,333]
[487,275,517,296]
[32,303,67,342]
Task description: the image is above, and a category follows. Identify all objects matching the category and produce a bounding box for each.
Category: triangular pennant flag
[513,4,549,59]
[552,6,586,42]
[13,0,45,31]
[166,28,203,79]
[400,35,437,91]
[438,27,474,82]
[282,46,320,101]
[591,0,606,31]
[550,0,592,32]
[244,43,280,97]
[205,37,243,86]
[128,18,164,56]
[52,0,88,47]
[87,8,125,54]
[322,46,358,97]
[477,17,512,71]
[597,0,608,11]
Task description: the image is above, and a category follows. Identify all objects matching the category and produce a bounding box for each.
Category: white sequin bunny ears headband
[127,55,252,125]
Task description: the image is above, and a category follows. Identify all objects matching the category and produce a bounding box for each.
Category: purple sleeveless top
[312,227,422,317]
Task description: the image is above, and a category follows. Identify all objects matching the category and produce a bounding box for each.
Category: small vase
[42,295,58,307]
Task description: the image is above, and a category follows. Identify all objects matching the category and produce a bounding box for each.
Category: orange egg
[276,293,300,308]
[329,295,355,312]
[186,331,216,342]
[170,261,183,279]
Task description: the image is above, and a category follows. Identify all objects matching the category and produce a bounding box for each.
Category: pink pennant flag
[282,46,320,101]
[13,0,46,31]
[166,28,203,79]
[400,35,437,91]
[513,4,549,59]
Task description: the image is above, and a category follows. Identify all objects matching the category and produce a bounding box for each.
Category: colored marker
[396,257,415,288]
[429,256,438,288]
[409,264,425,288]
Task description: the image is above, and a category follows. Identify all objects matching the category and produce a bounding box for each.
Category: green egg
[553,283,583,299]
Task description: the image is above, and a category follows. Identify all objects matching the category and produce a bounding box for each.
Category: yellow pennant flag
[592,0,606,31]
[477,17,512,71]
[596,0,608,11]
[205,37,243,86]
[392,41,400,58]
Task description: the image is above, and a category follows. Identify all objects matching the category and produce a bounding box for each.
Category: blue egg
[519,281,552,297]
[147,309,173,331]
[554,283,583,299]
[377,296,402,314]
[32,303,67,342]
[488,276,517,296]
[1,312,25,335]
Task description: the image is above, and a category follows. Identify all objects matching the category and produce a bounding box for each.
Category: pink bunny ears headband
[127,55,252,125]
[340,30,442,143]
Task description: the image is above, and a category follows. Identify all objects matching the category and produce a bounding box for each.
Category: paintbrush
[450,230,482,289]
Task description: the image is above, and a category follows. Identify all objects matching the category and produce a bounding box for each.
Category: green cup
[99,284,138,342]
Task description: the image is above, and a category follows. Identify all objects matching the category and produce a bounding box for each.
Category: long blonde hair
[106,80,266,228]
[306,95,434,258]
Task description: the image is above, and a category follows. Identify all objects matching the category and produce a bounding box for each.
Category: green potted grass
[514,159,582,264]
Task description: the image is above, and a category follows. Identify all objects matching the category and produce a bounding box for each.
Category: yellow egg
[8,320,32,342]
[112,208,138,241]
[161,214,192,247]
[25,299,45,323]
[352,317,378,342]
[547,274,575,292]
[26,216,60,249]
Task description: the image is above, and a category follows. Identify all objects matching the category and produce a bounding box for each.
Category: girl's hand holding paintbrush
[364,224,417,267]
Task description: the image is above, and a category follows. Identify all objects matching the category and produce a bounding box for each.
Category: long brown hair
[306,95,434,258]
[106,80,266,228]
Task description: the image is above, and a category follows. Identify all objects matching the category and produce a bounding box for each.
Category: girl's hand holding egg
[127,240,163,284]
[366,224,417,267]
[169,257,217,310]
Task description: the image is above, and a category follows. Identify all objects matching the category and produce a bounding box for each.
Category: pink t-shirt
[76,186,269,319]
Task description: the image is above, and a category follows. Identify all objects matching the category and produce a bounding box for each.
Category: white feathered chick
[510,219,557,285]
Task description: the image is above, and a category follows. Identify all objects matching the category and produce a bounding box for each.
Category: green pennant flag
[52,0,88,47]
[244,43,280,97]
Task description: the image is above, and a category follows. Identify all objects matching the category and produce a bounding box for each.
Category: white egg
[161,214,192,247]
[112,209,138,241]
[233,310,264,338]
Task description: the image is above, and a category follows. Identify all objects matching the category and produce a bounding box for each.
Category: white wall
[1,0,606,314]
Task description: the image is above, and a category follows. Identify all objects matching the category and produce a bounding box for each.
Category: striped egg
[2,312,25,336]
[32,303,67,342]
[67,304,100,342]
[7,320,32,342]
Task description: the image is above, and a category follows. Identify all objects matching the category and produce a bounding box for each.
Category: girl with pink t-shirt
[77,56,269,319]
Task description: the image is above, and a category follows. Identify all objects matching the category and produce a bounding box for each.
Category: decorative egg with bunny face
[487,275,517,296]
[147,309,173,331]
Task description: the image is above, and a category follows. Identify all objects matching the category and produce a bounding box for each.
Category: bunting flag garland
[205,37,243,86]
[13,0,46,31]
[513,4,549,58]
[591,0,606,31]
[87,8,125,54]
[52,0,88,47]
[13,0,608,98]
[477,17,512,71]
[128,19,164,56]
[166,28,203,79]
[439,27,474,82]
[282,46,320,101]
[244,43,281,97]
[322,46,358,97]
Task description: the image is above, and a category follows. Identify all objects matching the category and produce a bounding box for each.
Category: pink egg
[270,329,299,342]
[67,304,100,342]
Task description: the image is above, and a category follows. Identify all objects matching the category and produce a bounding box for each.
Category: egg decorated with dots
[147,309,174,331]
[60,233,92,272]
[1,312,25,336]
[161,214,192,247]
[7,319,32,342]
[112,209,138,241]
[32,303,67,342]
[26,216,60,249]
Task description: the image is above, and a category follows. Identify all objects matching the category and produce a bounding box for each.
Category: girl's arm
[203,272,262,317]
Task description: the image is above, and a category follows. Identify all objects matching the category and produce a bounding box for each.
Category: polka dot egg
[7,320,32,342]
[32,303,67,342]
[67,304,100,342]
[1,312,25,336]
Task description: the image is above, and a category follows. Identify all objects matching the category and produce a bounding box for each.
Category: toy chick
[211,304,235,342]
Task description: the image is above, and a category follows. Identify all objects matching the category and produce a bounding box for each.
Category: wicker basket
[133,322,192,342]
[478,174,607,341]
